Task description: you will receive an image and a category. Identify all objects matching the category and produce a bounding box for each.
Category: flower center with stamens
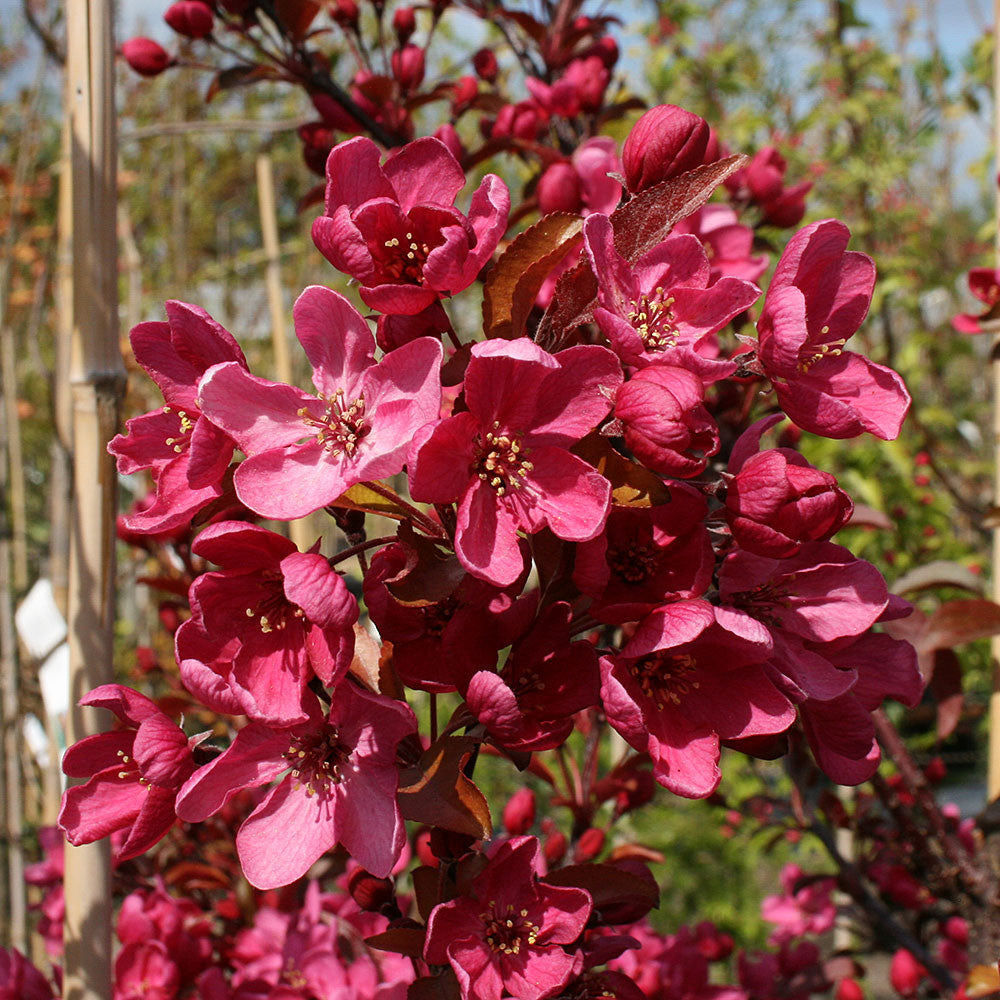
[162,406,196,455]
[474,423,533,498]
[608,541,659,584]
[381,230,433,284]
[297,389,369,457]
[114,748,148,786]
[282,725,353,798]
[422,597,459,638]
[728,578,793,629]
[244,574,305,635]
[480,902,542,957]
[798,325,846,372]
[629,651,699,711]
[627,287,679,351]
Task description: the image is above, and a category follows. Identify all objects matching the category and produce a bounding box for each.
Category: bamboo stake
[255,153,312,551]
[0,393,26,952]
[63,3,124,998]
[989,0,1000,802]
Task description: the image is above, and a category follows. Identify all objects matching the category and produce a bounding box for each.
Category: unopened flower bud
[164,1,214,38]
[391,44,425,91]
[347,867,395,912]
[392,6,416,43]
[473,48,498,82]
[889,950,925,997]
[536,162,583,215]
[121,38,173,77]
[544,830,567,865]
[502,788,536,835]
[622,104,712,192]
[835,978,865,1000]
[331,0,360,28]
[575,827,605,862]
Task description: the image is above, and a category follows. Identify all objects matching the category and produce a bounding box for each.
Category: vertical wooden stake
[989,0,1000,803]
[63,3,124,999]
[255,153,312,551]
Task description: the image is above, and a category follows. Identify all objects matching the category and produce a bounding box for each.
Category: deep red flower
[424,837,592,1000]
[754,220,910,440]
[108,301,247,534]
[59,685,203,861]
[601,600,795,797]
[175,521,358,725]
[465,601,601,751]
[409,338,622,585]
[584,213,759,375]
[121,38,173,77]
[724,415,853,558]
[615,366,719,478]
[573,486,713,623]
[164,1,214,38]
[622,105,713,192]
[312,137,509,314]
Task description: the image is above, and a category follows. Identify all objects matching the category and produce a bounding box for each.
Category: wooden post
[255,153,312,551]
[63,3,124,998]
[989,0,1000,803]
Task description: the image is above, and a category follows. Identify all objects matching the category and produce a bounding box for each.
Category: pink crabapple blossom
[175,520,358,726]
[753,219,910,440]
[583,213,760,376]
[196,284,442,520]
[175,682,416,889]
[408,337,622,586]
[108,300,248,534]
[59,684,206,861]
[311,136,510,315]
[424,836,592,1000]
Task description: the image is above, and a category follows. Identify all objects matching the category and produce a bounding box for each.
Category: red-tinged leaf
[482,213,583,340]
[385,525,465,607]
[965,964,1000,999]
[921,599,1000,651]
[929,648,964,739]
[607,843,666,865]
[845,503,893,531]
[535,154,748,351]
[408,970,462,1000]
[366,923,427,959]
[270,0,321,39]
[348,624,401,698]
[331,482,413,521]
[543,863,659,924]
[892,560,986,597]
[412,865,448,923]
[613,154,747,261]
[205,64,278,102]
[495,8,547,42]
[136,575,190,597]
[572,433,671,507]
[398,735,492,839]
[163,861,231,891]
[297,182,326,213]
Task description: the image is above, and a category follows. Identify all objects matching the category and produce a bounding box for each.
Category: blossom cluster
[58,97,922,999]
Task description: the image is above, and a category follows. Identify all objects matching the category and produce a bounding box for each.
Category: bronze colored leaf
[385,525,465,607]
[398,735,492,840]
[408,970,462,1000]
[483,213,583,340]
[544,862,659,924]
[365,923,427,959]
[331,482,413,521]
[535,154,747,351]
[573,433,671,507]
